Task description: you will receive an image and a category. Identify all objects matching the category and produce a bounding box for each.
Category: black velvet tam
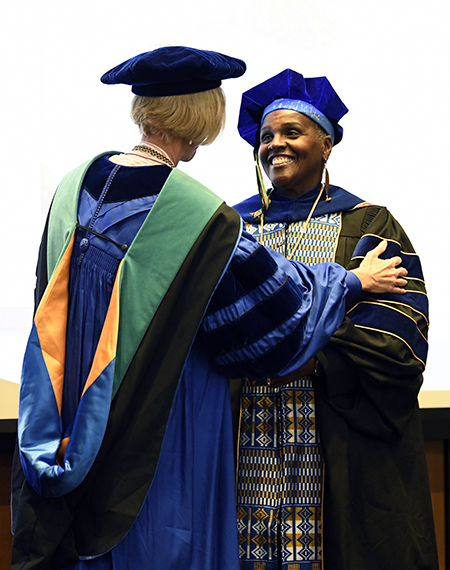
[101,46,246,96]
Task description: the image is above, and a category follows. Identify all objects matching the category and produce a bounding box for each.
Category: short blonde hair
[131,87,226,146]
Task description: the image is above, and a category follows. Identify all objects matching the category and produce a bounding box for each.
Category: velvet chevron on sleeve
[201,231,355,380]
[315,204,437,570]
[233,184,438,570]
[317,205,429,437]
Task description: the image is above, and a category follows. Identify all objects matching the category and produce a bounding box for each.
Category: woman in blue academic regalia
[234,69,438,570]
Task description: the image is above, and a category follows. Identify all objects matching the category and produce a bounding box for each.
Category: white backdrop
[1,0,448,393]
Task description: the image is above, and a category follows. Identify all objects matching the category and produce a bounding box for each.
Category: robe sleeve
[316,206,428,440]
[200,230,361,379]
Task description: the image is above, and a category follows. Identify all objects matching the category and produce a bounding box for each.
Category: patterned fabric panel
[238,380,322,569]
[238,214,341,570]
[245,213,341,264]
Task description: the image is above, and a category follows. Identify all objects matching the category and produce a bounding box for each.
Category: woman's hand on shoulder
[351,240,408,294]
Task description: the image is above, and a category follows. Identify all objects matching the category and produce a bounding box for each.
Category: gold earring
[323,161,331,201]
[253,148,271,233]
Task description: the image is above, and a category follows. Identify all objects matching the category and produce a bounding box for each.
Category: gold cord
[285,183,325,260]
[254,183,325,261]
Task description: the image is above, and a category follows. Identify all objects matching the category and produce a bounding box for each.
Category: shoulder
[336,205,413,266]
[343,205,412,244]
[341,204,405,235]
[233,193,262,221]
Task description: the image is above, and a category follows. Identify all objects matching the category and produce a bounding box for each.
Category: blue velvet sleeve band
[202,232,352,379]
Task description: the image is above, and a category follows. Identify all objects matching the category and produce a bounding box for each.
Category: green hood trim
[114,167,223,397]
[46,152,116,277]
[45,154,225,400]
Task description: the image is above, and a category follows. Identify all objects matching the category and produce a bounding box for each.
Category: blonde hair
[131,87,226,146]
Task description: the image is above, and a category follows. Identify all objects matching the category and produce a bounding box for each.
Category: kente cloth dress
[233,183,438,570]
[11,156,361,570]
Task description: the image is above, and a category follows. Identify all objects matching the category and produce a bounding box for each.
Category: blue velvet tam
[238,69,348,147]
[101,46,246,96]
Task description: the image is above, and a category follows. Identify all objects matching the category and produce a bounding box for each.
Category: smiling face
[259,110,332,199]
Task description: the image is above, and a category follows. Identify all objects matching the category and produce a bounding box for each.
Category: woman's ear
[322,136,333,162]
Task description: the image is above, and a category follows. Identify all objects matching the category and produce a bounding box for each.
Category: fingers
[395,273,408,291]
[365,239,388,259]
[391,255,404,267]
[395,276,408,290]
[388,261,408,276]
[373,239,388,255]
[366,242,408,275]
[379,273,408,294]
[392,286,407,295]
[356,239,411,294]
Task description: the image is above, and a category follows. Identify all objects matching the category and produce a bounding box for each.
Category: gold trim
[349,233,420,258]
[353,324,426,368]
[406,276,426,285]
[347,300,428,342]
[401,289,427,296]
[351,252,421,261]
[348,298,429,327]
